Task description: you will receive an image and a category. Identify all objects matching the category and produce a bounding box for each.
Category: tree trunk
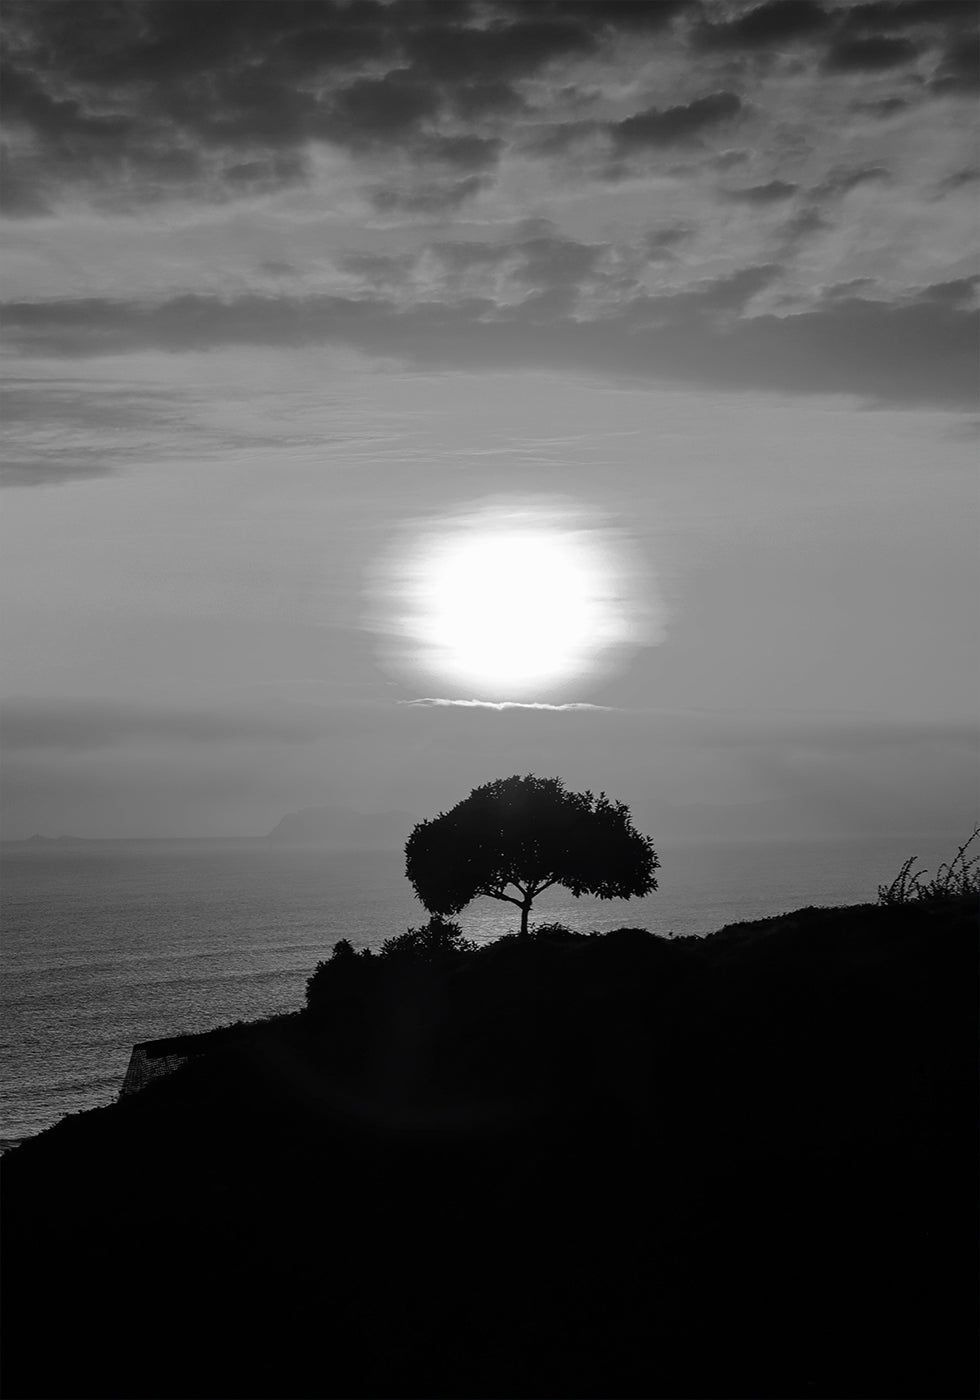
[519,899,531,938]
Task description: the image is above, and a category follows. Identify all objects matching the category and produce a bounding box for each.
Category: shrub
[588,926,654,943]
[305,938,374,1011]
[378,915,479,965]
[878,828,980,906]
[328,938,357,962]
[530,922,589,943]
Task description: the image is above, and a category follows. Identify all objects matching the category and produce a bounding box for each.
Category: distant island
[264,805,418,848]
[12,833,91,845]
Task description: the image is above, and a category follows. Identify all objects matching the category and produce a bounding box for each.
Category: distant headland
[11,833,91,845]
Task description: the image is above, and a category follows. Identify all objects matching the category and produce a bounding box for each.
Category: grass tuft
[878,827,980,905]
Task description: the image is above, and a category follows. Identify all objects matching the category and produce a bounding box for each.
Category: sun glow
[369,499,660,699]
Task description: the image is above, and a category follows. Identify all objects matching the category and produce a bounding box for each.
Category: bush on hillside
[878,828,980,906]
[305,937,375,1012]
[588,926,655,944]
[529,921,589,943]
[378,915,479,965]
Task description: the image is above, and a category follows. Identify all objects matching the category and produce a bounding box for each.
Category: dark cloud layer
[612,91,743,150]
[1,1,974,439]
[694,0,833,50]
[0,0,673,210]
[3,267,974,410]
[4,0,973,215]
[822,34,920,72]
[693,0,977,98]
[0,697,322,751]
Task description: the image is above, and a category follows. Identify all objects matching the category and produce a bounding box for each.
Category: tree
[405,774,659,939]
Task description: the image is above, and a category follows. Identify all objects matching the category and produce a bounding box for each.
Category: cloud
[778,205,831,245]
[644,226,694,260]
[723,180,799,204]
[0,373,344,488]
[2,459,114,487]
[810,165,890,199]
[840,3,973,35]
[447,79,527,119]
[934,166,980,195]
[0,698,323,751]
[403,14,598,83]
[0,1,605,213]
[652,264,783,313]
[369,174,491,214]
[611,92,743,150]
[326,70,443,146]
[694,1,833,51]
[400,698,613,711]
[521,118,601,158]
[220,151,309,191]
[852,96,909,118]
[4,268,976,410]
[0,143,52,217]
[822,34,919,72]
[822,277,878,299]
[526,90,746,164]
[0,379,191,487]
[689,0,977,104]
[421,134,503,171]
[3,0,972,234]
[504,0,694,35]
[911,276,979,308]
[929,33,980,93]
[511,234,604,287]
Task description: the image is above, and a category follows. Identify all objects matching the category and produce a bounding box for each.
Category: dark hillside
[2,898,976,1400]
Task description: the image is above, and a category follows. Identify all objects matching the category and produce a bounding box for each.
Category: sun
[369,499,657,699]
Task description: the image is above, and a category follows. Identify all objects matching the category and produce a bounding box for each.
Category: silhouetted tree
[405,774,659,938]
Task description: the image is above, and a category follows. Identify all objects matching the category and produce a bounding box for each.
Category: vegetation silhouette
[405,773,659,938]
[2,832,977,1400]
[379,914,479,964]
[878,825,980,905]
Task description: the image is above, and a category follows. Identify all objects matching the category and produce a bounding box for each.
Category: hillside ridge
[2,895,976,1400]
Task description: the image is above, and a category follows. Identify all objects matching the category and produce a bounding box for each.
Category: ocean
[0,833,960,1150]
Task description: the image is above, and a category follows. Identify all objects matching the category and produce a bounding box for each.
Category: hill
[1,897,976,1399]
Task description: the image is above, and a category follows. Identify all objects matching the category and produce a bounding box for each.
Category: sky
[1,0,977,841]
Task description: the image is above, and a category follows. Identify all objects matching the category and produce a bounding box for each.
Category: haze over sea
[1,832,960,1150]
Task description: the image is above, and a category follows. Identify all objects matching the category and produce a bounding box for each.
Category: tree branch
[484,887,524,908]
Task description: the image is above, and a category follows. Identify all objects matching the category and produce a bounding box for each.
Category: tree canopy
[405,774,659,937]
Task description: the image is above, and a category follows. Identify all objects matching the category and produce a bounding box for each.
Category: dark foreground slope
[2,899,977,1400]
